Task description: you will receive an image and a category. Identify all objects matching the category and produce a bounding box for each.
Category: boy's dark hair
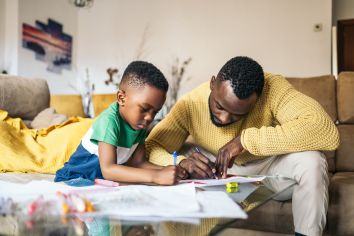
[217,56,264,99]
[121,61,168,92]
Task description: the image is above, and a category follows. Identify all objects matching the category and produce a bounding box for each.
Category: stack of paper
[179,175,265,187]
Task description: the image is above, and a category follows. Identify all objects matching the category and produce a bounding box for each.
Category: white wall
[1,0,19,75]
[333,0,354,24]
[77,0,333,96]
[18,0,78,94]
[2,0,333,96]
[0,0,5,72]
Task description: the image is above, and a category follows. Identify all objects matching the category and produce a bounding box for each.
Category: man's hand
[179,152,215,179]
[176,165,189,180]
[215,136,244,178]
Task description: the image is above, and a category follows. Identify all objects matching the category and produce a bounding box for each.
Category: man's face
[209,77,258,127]
[117,84,166,130]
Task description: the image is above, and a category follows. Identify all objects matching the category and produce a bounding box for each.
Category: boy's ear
[116,90,126,106]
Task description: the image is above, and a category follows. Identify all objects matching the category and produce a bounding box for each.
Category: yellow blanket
[0,110,93,174]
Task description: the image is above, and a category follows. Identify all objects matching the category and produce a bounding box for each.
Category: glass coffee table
[2,176,296,236]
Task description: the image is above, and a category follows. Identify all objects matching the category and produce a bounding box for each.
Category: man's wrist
[178,158,187,168]
[235,136,245,153]
[176,155,187,165]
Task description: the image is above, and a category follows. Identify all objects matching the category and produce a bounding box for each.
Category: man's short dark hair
[121,61,168,92]
[218,56,264,99]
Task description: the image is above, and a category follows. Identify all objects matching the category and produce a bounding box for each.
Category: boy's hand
[152,166,178,185]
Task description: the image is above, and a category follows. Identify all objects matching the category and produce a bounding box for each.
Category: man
[146,56,339,236]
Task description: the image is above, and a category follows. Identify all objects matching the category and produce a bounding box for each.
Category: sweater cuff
[176,155,187,165]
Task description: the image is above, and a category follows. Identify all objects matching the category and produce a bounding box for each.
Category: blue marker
[172,151,178,165]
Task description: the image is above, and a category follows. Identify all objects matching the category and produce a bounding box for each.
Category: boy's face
[117,84,166,130]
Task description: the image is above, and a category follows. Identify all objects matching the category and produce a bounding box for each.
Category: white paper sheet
[179,175,266,187]
[190,191,247,218]
[200,183,259,203]
[91,183,200,217]
[93,191,247,221]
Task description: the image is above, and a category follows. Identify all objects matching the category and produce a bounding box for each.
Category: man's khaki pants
[201,149,329,236]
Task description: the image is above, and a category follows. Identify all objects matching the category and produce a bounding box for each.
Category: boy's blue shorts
[54,142,103,182]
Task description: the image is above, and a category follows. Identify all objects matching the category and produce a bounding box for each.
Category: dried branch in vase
[166,57,192,113]
[69,68,95,118]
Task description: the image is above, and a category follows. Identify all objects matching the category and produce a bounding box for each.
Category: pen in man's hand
[194,147,217,179]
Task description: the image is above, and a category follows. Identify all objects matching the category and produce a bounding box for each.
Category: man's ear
[116,90,126,106]
[210,76,216,91]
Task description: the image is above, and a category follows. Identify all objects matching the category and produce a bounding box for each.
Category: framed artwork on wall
[22,18,72,74]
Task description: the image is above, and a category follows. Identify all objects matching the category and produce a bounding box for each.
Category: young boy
[55,61,186,185]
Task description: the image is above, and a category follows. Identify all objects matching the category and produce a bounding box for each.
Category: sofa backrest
[92,93,116,117]
[0,74,50,120]
[336,72,354,172]
[337,72,354,123]
[287,73,354,173]
[286,75,337,122]
[286,75,337,172]
[50,95,86,118]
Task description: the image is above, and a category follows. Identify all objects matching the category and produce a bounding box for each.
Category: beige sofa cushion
[336,125,354,172]
[30,108,67,129]
[328,172,354,235]
[337,72,354,123]
[286,75,337,122]
[0,75,49,120]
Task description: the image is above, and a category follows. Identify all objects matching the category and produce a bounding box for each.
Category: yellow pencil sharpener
[226,182,239,193]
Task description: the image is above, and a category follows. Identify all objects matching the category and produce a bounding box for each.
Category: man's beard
[208,96,233,127]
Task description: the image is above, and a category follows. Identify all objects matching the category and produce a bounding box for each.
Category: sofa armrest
[0,75,49,120]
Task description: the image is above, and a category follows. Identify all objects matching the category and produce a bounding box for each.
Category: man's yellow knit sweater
[146,73,340,166]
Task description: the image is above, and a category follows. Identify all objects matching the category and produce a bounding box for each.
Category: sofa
[0,74,88,235]
[228,72,354,236]
[0,74,86,127]
[1,73,354,235]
